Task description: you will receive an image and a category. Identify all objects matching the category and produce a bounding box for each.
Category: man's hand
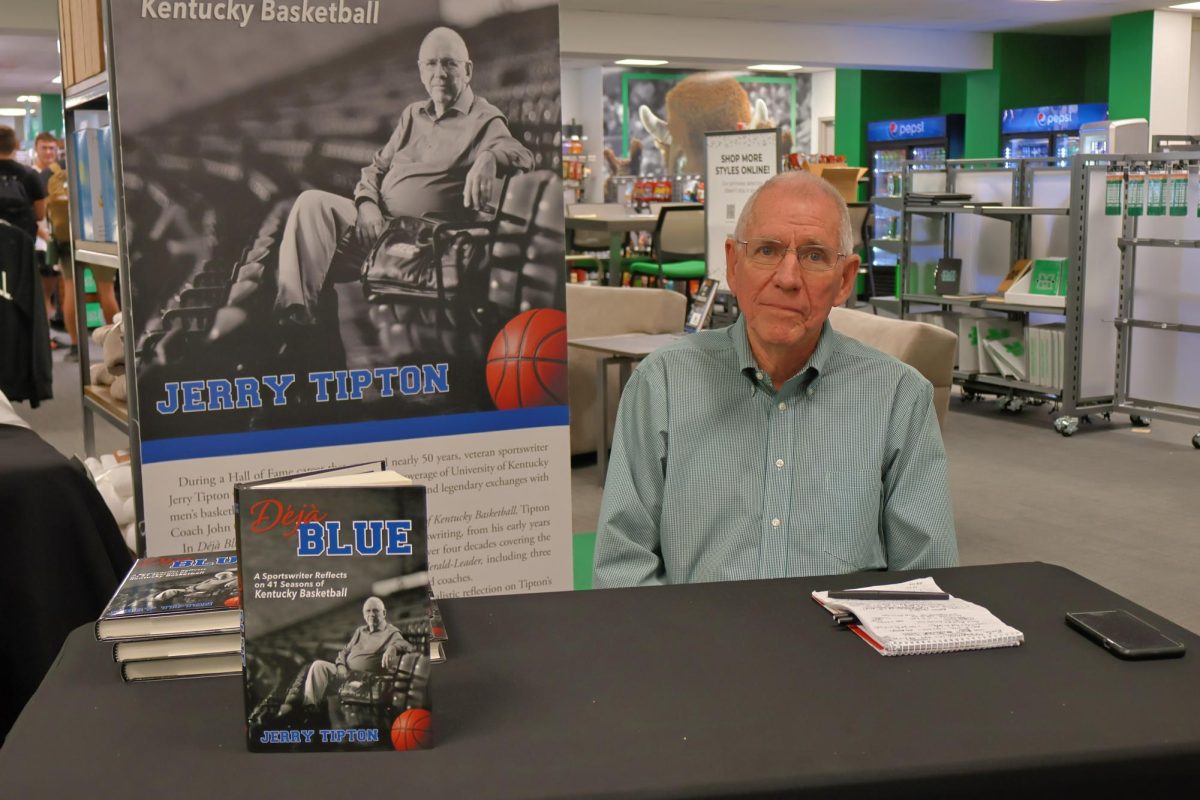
[336,663,349,680]
[463,150,497,211]
[355,200,386,248]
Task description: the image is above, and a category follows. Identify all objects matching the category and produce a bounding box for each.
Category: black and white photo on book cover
[108,0,567,442]
[238,478,432,752]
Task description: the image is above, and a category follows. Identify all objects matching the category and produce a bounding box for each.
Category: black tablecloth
[2,562,1199,797]
[0,424,132,744]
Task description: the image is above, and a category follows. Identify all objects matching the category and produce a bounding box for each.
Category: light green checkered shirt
[593,315,958,587]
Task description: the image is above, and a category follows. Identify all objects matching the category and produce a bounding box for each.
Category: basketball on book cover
[485,308,567,410]
[391,708,431,750]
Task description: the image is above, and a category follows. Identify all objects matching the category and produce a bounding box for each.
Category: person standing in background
[32,133,63,330]
[36,132,119,362]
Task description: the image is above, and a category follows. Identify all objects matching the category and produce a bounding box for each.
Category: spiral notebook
[812,578,1024,656]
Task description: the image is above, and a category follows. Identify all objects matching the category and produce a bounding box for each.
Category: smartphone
[1066,609,1186,660]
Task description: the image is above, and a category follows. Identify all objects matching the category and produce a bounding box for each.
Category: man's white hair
[733,171,854,256]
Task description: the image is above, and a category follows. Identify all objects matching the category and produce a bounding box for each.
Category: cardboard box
[800,163,867,203]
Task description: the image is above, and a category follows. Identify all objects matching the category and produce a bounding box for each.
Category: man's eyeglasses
[734,238,844,272]
[419,58,467,73]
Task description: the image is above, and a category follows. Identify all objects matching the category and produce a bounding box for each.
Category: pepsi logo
[888,122,898,135]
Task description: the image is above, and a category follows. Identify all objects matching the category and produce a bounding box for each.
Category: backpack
[0,171,33,228]
[45,162,71,242]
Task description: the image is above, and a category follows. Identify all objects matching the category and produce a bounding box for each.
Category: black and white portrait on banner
[108,0,566,442]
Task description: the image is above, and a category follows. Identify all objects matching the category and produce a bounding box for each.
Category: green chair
[625,205,706,296]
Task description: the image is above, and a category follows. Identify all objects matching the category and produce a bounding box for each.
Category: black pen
[828,590,951,600]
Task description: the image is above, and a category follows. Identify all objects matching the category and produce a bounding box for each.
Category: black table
[3,563,1199,797]
[0,424,131,745]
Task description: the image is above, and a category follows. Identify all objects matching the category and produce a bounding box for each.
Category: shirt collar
[422,86,476,119]
[732,315,838,387]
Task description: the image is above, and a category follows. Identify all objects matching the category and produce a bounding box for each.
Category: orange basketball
[485,309,567,410]
[391,708,432,751]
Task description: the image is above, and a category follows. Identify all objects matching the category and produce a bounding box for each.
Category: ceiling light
[1169,2,1200,9]
[17,96,41,103]
[747,64,804,72]
[51,74,62,84]
[0,108,28,117]
[614,58,669,66]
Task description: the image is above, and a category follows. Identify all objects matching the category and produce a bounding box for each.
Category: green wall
[1108,11,1153,120]
[834,69,945,194]
[836,26,1128,164]
[38,93,64,138]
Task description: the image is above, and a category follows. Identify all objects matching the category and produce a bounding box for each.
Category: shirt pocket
[819,469,885,572]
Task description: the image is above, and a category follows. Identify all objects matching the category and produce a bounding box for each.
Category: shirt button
[771,518,781,528]
[755,370,763,380]
[778,402,787,411]
[775,458,784,468]
[806,387,815,398]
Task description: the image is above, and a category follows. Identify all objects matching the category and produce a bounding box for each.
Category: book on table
[121,652,243,683]
[812,577,1024,656]
[96,551,241,641]
[236,462,433,752]
[113,631,242,663]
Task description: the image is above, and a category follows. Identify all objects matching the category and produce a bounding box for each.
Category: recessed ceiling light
[0,108,28,117]
[1170,1,1200,9]
[614,58,669,66]
[17,95,41,103]
[51,74,62,84]
[747,64,804,72]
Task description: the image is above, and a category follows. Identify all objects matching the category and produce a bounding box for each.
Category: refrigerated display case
[1001,103,1108,164]
[866,114,964,297]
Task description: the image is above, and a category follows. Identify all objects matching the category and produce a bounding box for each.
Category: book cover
[96,552,241,641]
[237,473,432,753]
[71,128,94,241]
[96,126,118,243]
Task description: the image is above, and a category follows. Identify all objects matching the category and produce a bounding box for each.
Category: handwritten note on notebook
[812,578,1024,656]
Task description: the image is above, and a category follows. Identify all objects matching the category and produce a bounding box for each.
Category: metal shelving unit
[60,5,146,548]
[878,157,1126,433]
[1106,153,1200,448]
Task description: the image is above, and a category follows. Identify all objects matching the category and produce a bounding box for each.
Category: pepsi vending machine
[866,114,964,296]
[1001,103,1108,163]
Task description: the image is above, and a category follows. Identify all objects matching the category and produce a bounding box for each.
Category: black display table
[2,562,1198,797]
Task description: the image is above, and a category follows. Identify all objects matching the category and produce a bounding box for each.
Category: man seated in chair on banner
[593,171,958,588]
[274,25,533,325]
[277,596,416,719]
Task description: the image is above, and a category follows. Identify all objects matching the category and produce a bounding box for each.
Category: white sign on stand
[704,129,782,289]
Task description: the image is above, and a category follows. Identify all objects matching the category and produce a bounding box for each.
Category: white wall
[809,70,836,154]
[560,66,605,203]
[1189,23,1200,135]
[1149,10,1193,139]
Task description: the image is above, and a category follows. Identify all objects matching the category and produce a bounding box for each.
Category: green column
[963,68,1000,159]
[1108,11,1153,120]
[834,69,865,169]
[39,93,64,138]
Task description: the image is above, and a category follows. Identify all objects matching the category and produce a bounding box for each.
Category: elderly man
[275,25,533,324]
[593,171,957,587]
[277,596,416,717]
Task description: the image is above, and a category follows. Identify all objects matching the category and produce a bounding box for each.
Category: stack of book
[96,551,243,682]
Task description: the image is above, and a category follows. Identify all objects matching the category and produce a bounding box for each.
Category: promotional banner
[108,0,571,597]
[704,129,780,288]
[1001,103,1109,135]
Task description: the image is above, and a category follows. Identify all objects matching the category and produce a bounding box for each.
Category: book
[684,278,719,333]
[121,652,242,683]
[114,632,242,663]
[236,463,433,752]
[96,552,241,641]
[812,577,1024,656]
